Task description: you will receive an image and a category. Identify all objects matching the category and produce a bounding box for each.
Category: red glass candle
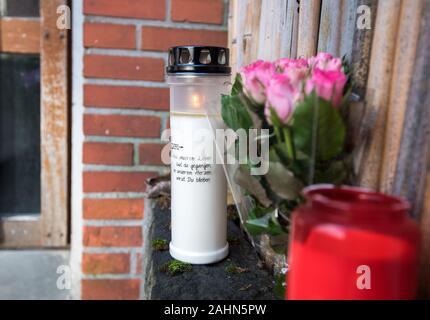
[286,185,420,300]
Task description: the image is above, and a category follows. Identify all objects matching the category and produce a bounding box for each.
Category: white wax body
[170,112,228,264]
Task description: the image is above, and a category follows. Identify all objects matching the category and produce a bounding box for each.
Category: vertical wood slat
[229,0,247,75]
[40,0,70,246]
[393,0,430,218]
[243,0,262,65]
[356,0,402,190]
[257,0,299,61]
[379,0,425,194]
[297,0,321,57]
[347,0,377,152]
[317,0,357,59]
[350,0,378,98]
[228,0,238,75]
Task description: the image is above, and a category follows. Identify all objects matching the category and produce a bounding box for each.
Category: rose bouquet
[221,52,352,243]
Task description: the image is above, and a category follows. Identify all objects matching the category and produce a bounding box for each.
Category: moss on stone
[160,260,192,276]
[152,238,169,251]
[227,235,240,245]
[225,263,249,274]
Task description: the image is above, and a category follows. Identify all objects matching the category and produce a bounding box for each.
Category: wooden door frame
[0,0,70,248]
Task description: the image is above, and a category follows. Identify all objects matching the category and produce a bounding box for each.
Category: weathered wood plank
[380,0,425,194]
[0,18,40,54]
[40,0,70,247]
[318,0,357,58]
[318,0,342,56]
[289,0,300,59]
[297,0,321,57]
[230,0,248,74]
[355,0,402,190]
[393,0,430,218]
[257,0,298,60]
[243,0,262,65]
[0,219,42,248]
[346,0,377,152]
[350,0,378,98]
[228,0,238,75]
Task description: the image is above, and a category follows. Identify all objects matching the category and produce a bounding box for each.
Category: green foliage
[274,272,286,299]
[245,207,286,236]
[222,78,349,239]
[231,73,243,96]
[234,165,272,208]
[221,95,254,131]
[265,162,303,201]
[160,260,192,276]
[292,92,346,162]
[152,238,168,251]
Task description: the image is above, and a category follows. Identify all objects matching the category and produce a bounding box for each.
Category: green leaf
[234,165,272,208]
[292,93,346,161]
[274,271,287,300]
[245,210,285,236]
[231,73,243,96]
[314,160,347,185]
[221,94,254,131]
[265,162,303,200]
[248,204,273,219]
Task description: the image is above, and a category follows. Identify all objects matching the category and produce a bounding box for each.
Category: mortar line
[85,15,228,31]
[84,78,168,88]
[84,107,168,116]
[85,136,164,144]
[83,164,165,172]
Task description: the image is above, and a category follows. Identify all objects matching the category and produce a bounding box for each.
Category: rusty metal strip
[40,0,70,247]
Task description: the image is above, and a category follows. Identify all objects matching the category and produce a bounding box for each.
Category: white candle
[167,46,231,264]
[170,111,228,264]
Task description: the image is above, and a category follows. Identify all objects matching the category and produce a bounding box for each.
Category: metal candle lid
[166,46,231,75]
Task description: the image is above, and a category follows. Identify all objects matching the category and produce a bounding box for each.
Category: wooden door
[0,0,69,247]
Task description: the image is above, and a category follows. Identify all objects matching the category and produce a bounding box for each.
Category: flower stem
[283,127,295,161]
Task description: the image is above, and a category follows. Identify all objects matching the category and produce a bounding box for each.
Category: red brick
[83,171,156,193]
[139,143,166,165]
[83,226,143,247]
[82,279,140,300]
[84,55,164,82]
[84,23,135,49]
[141,27,227,52]
[84,85,169,110]
[84,114,161,138]
[171,0,224,25]
[83,198,144,220]
[83,142,134,166]
[82,253,130,274]
[84,0,165,20]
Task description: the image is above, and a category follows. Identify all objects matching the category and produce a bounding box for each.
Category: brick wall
[79,0,228,300]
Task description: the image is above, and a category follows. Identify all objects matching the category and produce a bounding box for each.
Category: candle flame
[192,94,201,109]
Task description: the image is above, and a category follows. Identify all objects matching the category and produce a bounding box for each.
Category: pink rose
[265,74,302,124]
[240,60,276,104]
[276,58,309,70]
[308,52,343,71]
[305,68,347,107]
[276,58,309,87]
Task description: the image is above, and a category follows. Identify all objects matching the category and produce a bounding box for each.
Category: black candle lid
[166,46,231,75]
